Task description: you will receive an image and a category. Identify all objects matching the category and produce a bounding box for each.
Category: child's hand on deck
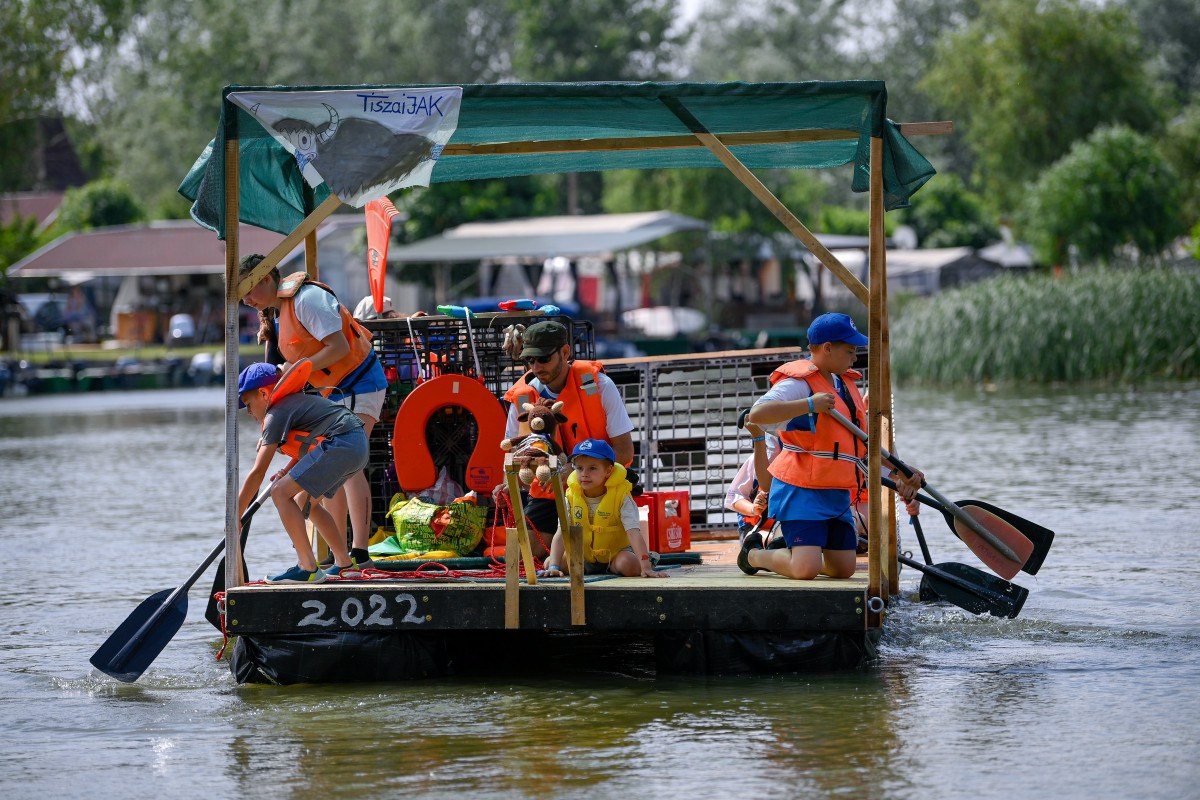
[641,566,669,578]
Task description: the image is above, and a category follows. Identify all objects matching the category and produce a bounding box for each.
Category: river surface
[1,384,1197,800]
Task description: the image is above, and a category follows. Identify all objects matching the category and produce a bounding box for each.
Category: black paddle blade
[90,589,188,682]
[956,499,1054,576]
[918,561,1028,619]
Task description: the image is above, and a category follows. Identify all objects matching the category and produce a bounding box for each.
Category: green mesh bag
[387,495,486,556]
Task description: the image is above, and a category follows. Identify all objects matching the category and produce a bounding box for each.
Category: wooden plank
[236,194,342,298]
[440,128,859,157]
[898,121,954,136]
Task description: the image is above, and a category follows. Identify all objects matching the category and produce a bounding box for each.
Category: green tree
[896,173,998,248]
[0,214,41,279]
[0,1,138,192]
[85,0,518,213]
[1158,104,1200,229]
[922,0,1168,211]
[1125,0,1200,103]
[52,178,145,231]
[1022,125,1185,265]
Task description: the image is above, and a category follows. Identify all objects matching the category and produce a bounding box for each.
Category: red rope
[213,592,229,660]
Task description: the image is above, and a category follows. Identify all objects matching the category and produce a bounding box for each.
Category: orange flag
[365,197,401,314]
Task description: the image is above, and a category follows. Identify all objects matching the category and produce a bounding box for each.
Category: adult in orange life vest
[502,321,635,556]
[235,362,369,583]
[742,313,923,580]
[239,254,387,574]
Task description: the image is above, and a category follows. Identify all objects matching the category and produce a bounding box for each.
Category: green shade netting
[179,81,935,238]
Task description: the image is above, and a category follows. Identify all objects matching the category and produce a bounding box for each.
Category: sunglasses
[522,353,556,366]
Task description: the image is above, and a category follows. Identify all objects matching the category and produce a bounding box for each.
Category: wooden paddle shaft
[827,409,1021,563]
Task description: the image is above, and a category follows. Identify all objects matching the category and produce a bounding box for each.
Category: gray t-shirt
[260,391,364,448]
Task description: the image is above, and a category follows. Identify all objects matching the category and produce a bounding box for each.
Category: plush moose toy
[500,398,568,485]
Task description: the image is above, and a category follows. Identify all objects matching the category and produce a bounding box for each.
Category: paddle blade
[918,562,1029,619]
[957,499,1054,576]
[90,589,188,682]
[950,505,1034,581]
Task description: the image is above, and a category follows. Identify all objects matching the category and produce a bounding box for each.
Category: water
[1,384,1198,800]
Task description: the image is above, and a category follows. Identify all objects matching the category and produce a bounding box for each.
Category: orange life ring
[393,374,506,494]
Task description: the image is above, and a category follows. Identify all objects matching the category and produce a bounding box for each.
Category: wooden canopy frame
[219,92,951,626]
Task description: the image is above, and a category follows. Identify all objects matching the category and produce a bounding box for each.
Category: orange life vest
[767,360,868,492]
[503,360,611,499]
[261,359,326,460]
[275,272,376,397]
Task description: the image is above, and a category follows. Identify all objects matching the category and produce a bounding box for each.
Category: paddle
[884,477,1054,576]
[911,513,934,566]
[858,536,1028,619]
[826,409,1034,580]
[90,486,273,683]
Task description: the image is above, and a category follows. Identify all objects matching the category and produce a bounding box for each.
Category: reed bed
[890,268,1200,385]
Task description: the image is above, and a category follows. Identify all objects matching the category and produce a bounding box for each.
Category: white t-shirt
[504,369,633,440]
[292,284,343,342]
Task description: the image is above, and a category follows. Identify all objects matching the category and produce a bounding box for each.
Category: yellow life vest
[564,463,632,564]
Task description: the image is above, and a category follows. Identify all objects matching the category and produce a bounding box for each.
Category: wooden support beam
[441,128,858,157]
[550,460,585,626]
[223,137,244,591]
[439,120,953,159]
[898,121,954,136]
[236,194,342,298]
[867,135,885,623]
[503,455,539,629]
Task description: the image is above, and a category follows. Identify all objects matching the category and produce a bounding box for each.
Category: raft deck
[222,541,878,682]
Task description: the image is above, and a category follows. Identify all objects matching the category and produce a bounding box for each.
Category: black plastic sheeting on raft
[230,627,880,684]
[655,628,880,674]
[231,631,455,685]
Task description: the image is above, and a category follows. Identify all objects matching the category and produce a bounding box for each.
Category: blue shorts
[289,427,369,499]
[780,518,857,551]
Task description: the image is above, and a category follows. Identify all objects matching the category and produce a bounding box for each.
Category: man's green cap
[520,320,569,358]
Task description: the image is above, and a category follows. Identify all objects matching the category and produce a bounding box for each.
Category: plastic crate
[635,490,691,553]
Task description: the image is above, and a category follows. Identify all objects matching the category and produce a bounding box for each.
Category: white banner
[229,87,463,207]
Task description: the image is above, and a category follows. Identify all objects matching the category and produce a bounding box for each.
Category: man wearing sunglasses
[502,320,635,555]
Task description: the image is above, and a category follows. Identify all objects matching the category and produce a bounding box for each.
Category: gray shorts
[289,427,369,499]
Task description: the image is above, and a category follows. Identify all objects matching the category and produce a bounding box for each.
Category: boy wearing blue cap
[235,362,370,583]
[540,439,667,579]
[742,313,922,580]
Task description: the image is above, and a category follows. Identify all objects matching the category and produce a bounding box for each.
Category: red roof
[8,220,287,278]
[0,192,65,230]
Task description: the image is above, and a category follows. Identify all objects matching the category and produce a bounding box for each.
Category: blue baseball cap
[237,362,279,407]
[807,313,868,346]
[570,438,616,464]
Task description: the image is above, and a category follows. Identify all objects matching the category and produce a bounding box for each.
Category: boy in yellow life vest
[539,439,667,579]
[742,313,923,580]
[235,362,370,584]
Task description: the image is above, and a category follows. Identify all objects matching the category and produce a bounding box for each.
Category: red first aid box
[634,490,691,553]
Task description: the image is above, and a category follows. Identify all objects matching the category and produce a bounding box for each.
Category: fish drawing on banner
[228,88,463,207]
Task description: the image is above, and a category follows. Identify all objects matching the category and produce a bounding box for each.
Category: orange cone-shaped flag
[365,197,401,314]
